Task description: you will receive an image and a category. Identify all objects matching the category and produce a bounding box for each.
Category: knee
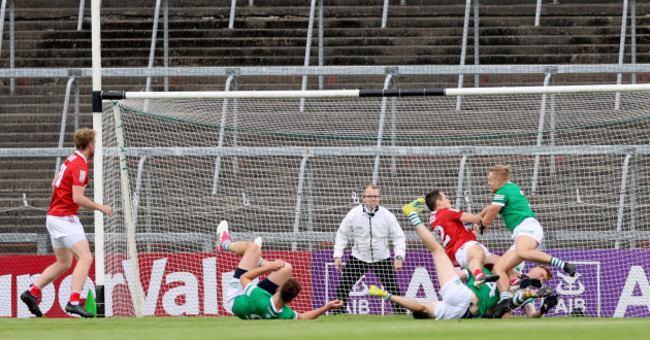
[247,242,261,256]
[515,248,529,260]
[56,259,73,271]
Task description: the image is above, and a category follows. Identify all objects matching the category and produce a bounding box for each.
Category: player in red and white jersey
[20,128,112,318]
[424,189,500,288]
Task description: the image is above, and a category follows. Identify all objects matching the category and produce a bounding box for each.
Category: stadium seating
[1,0,649,252]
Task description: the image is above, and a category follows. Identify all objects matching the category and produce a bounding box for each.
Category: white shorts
[223,278,246,314]
[508,217,544,251]
[433,277,473,320]
[46,215,87,248]
[454,241,492,269]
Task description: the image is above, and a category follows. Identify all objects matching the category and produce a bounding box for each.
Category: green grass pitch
[1,315,648,340]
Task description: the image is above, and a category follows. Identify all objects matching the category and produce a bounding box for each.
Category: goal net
[100,86,650,318]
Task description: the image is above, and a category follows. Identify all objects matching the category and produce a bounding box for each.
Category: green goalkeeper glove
[402,198,425,226]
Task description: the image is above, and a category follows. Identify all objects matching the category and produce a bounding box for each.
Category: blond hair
[74,128,96,150]
[489,164,511,181]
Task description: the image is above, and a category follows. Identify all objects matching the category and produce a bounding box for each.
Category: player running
[216,221,342,319]
[420,189,500,288]
[479,164,576,318]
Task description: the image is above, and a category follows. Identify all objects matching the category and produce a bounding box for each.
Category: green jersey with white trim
[467,268,499,318]
[492,182,537,232]
[232,284,297,320]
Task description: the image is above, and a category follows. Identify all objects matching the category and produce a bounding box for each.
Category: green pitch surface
[1,316,648,340]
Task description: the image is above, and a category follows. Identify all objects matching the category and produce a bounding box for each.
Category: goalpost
[97,84,650,318]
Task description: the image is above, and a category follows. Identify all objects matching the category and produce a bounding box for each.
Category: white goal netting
[101,89,650,318]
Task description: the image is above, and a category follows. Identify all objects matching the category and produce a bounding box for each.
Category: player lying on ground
[486,265,558,318]
[415,190,501,288]
[367,199,498,319]
[217,221,342,319]
[479,164,576,318]
[371,199,555,319]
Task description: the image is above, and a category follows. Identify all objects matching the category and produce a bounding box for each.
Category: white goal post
[96,84,650,318]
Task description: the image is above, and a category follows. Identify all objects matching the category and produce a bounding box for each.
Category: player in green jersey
[217,220,343,319]
[479,164,575,318]
[367,199,502,320]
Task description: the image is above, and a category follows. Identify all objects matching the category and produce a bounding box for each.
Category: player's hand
[540,294,559,315]
[100,204,113,217]
[402,198,425,217]
[393,258,403,271]
[334,257,343,272]
[268,259,285,271]
[327,299,343,310]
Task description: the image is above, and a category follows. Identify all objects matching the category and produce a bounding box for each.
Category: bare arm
[72,185,113,216]
[240,260,285,289]
[459,212,482,225]
[480,204,502,228]
[298,300,343,319]
[524,303,542,318]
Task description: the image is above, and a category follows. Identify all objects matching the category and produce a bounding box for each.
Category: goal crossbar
[102,83,650,100]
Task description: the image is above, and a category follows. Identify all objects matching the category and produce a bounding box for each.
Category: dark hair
[412,311,431,319]
[280,278,301,303]
[425,189,444,211]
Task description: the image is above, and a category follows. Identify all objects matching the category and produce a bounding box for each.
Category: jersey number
[433,226,451,247]
[54,164,68,188]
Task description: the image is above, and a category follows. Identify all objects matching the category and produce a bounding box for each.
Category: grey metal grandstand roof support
[77,0,85,30]
[132,156,156,253]
[300,0,318,112]
[531,72,555,195]
[631,0,637,84]
[615,154,632,249]
[229,0,237,29]
[473,0,479,87]
[212,74,239,194]
[55,76,80,176]
[0,0,15,94]
[629,156,638,248]
[293,155,311,251]
[372,73,397,185]
[381,0,389,28]
[318,0,324,89]
[306,160,315,251]
[455,155,471,212]
[457,0,479,111]
[616,0,631,110]
[144,0,169,111]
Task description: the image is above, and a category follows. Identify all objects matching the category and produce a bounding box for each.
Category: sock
[458,268,470,281]
[550,257,565,269]
[499,291,513,302]
[511,291,526,307]
[258,257,266,267]
[70,291,81,305]
[473,269,485,280]
[408,211,423,226]
[220,240,232,251]
[510,278,519,286]
[29,283,42,298]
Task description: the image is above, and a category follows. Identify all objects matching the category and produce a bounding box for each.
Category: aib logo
[556,272,585,295]
[550,262,600,317]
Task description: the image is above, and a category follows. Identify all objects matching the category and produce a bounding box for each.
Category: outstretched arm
[480,204,502,229]
[298,300,343,319]
[240,260,285,289]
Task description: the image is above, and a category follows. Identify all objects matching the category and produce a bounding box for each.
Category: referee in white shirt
[332,184,407,314]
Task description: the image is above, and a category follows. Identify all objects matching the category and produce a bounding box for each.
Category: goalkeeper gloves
[540,294,559,315]
[402,198,425,227]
